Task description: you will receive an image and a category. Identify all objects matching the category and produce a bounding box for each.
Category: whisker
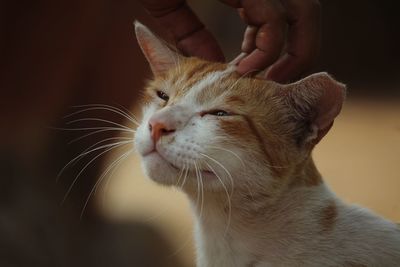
[50,126,134,132]
[194,161,204,222]
[207,146,245,167]
[80,104,139,126]
[66,118,132,131]
[81,149,132,218]
[199,153,234,197]
[143,164,187,223]
[193,161,203,221]
[56,138,132,182]
[113,102,139,121]
[97,149,133,196]
[203,160,232,237]
[228,69,259,91]
[250,153,289,170]
[166,164,193,259]
[199,164,205,224]
[174,164,186,188]
[179,163,189,190]
[68,128,134,144]
[61,140,131,205]
[66,104,139,126]
[81,136,132,155]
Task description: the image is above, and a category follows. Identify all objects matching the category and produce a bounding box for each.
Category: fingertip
[265,54,304,83]
[230,52,247,66]
[236,48,280,75]
[177,29,225,62]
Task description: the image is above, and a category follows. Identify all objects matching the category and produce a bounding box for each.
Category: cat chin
[141,151,226,190]
[141,152,180,186]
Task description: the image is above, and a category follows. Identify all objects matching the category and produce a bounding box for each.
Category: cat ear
[283,72,346,145]
[134,21,181,76]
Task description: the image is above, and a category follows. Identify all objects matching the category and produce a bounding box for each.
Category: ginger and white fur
[133,22,400,267]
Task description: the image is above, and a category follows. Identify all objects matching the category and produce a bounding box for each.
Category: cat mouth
[144,150,216,178]
[144,150,180,171]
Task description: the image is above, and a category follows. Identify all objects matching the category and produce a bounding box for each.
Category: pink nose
[148,119,175,142]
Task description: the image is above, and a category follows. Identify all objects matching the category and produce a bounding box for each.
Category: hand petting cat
[138,0,321,83]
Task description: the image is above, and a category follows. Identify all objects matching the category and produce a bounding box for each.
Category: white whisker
[56,138,132,182]
[179,163,189,190]
[51,126,134,132]
[199,153,234,197]
[113,103,139,122]
[61,140,131,205]
[207,146,245,167]
[81,149,132,218]
[144,164,188,223]
[228,69,259,91]
[175,164,186,188]
[66,117,132,131]
[66,104,139,126]
[68,128,134,144]
[97,150,132,196]
[203,160,232,237]
[194,161,204,222]
[81,137,132,155]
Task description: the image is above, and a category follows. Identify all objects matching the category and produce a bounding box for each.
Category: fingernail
[229,52,247,65]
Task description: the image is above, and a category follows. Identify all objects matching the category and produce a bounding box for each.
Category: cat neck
[184,156,328,235]
[183,157,335,265]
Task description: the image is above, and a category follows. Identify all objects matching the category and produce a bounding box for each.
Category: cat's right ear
[281,72,346,146]
[134,21,181,76]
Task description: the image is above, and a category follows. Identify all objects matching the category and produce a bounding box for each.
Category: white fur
[183,67,235,106]
[134,70,400,267]
[194,184,400,267]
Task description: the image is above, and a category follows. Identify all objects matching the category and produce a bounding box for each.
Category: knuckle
[269,7,287,22]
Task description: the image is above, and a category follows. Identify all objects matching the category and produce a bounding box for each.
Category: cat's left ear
[135,21,181,77]
[282,72,346,145]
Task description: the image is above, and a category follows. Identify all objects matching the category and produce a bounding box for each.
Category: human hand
[222,0,321,83]
[138,0,225,62]
[138,0,320,83]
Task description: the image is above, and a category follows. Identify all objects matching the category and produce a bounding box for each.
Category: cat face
[134,22,345,192]
[135,58,278,190]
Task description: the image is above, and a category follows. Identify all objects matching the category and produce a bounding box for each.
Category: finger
[177,29,225,61]
[230,52,247,65]
[139,0,224,61]
[218,0,241,8]
[241,26,257,53]
[239,0,285,26]
[266,0,321,82]
[235,0,287,74]
[236,22,286,74]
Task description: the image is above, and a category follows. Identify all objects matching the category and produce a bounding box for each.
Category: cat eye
[207,110,229,116]
[156,90,169,101]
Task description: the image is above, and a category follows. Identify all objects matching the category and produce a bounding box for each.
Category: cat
[133,21,400,267]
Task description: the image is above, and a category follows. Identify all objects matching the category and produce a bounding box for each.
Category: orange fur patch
[145,57,328,191]
[343,263,367,267]
[320,201,337,232]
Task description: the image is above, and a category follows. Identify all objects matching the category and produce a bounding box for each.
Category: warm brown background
[0,0,399,266]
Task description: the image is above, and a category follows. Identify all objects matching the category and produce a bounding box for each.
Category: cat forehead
[151,58,275,106]
[170,59,235,102]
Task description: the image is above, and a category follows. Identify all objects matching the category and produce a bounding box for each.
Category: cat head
[134,22,346,192]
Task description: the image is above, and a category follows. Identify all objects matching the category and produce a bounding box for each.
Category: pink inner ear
[313,74,346,131]
[286,72,346,144]
[135,21,179,76]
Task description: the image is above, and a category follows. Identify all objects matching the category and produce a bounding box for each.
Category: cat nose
[148,119,175,143]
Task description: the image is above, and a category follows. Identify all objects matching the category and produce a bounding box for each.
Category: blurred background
[0,0,399,266]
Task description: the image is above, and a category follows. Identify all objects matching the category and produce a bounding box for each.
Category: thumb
[139,0,224,61]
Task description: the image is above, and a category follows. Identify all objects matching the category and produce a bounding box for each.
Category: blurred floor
[99,97,400,267]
